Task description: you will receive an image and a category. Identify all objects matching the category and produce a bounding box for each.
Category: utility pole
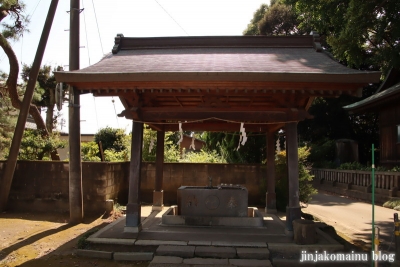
[68,0,83,224]
[0,0,59,212]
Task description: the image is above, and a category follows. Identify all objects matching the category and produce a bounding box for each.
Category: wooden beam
[119,106,311,122]
[150,122,283,132]
[69,81,366,92]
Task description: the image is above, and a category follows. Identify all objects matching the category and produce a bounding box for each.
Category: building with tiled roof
[344,68,400,167]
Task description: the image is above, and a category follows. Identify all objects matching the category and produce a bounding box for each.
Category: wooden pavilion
[344,68,400,167]
[55,33,380,234]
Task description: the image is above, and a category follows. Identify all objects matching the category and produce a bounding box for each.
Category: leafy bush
[307,138,336,168]
[104,149,129,162]
[391,166,400,172]
[18,129,66,160]
[81,141,101,161]
[142,126,181,163]
[383,199,400,209]
[275,147,317,211]
[337,161,367,170]
[94,127,128,152]
[180,149,226,163]
[337,162,400,172]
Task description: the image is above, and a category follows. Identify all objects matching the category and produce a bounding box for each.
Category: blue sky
[0,0,269,133]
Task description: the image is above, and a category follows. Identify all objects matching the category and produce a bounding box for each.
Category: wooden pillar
[153,130,165,211]
[266,130,277,214]
[69,0,83,224]
[125,121,144,233]
[285,122,301,235]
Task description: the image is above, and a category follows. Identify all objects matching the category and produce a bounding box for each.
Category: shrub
[275,147,317,211]
[337,162,400,172]
[81,141,101,161]
[383,199,400,209]
[179,149,226,163]
[18,129,66,160]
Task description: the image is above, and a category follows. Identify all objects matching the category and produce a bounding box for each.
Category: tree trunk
[0,33,60,160]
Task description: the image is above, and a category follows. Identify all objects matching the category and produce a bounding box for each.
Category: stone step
[148,255,272,266]
[195,246,236,258]
[155,245,269,260]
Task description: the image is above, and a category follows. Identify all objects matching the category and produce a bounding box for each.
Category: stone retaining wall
[0,161,266,214]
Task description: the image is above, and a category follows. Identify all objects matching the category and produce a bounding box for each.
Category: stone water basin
[177,185,248,217]
[161,185,263,227]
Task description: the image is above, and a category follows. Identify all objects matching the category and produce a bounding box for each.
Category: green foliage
[391,166,400,172]
[298,93,379,164]
[142,126,157,162]
[286,0,399,74]
[180,149,226,163]
[383,199,400,209]
[337,161,367,171]
[0,1,29,40]
[244,0,307,36]
[244,2,380,166]
[80,127,130,162]
[142,127,226,163]
[203,132,266,163]
[306,138,336,168]
[21,65,54,106]
[142,126,180,163]
[258,1,306,36]
[163,144,180,163]
[337,162,399,172]
[275,147,317,211]
[18,129,66,160]
[81,142,101,162]
[243,3,269,35]
[0,74,16,160]
[20,65,66,132]
[94,127,128,152]
[104,149,128,162]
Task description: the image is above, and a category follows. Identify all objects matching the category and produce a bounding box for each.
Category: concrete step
[148,255,272,266]
[195,246,236,258]
[155,245,270,260]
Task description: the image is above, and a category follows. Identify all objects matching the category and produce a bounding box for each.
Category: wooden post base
[293,219,317,244]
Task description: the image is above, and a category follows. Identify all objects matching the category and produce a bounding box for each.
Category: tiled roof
[80,47,362,74]
[55,35,381,85]
[344,82,400,112]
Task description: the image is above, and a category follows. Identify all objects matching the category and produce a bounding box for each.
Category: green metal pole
[371,143,375,266]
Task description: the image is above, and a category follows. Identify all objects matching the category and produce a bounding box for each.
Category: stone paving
[80,206,345,266]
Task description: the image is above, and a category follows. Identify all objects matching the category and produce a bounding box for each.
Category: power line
[81,0,100,132]
[154,0,189,36]
[81,0,91,65]
[22,0,42,65]
[91,0,104,55]
[29,0,43,19]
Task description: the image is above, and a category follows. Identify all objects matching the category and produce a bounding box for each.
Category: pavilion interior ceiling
[55,34,381,132]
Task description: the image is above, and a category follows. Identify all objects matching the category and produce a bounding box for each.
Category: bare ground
[0,211,149,267]
[0,208,372,267]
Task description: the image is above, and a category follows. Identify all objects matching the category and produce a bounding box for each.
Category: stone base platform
[82,205,344,266]
[161,206,264,227]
